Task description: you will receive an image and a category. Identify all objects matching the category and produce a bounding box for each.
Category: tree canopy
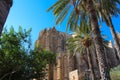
[0,27,56,80]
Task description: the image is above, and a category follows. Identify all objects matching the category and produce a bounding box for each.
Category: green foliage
[47,0,79,31]
[110,65,120,80]
[0,26,31,80]
[0,27,56,80]
[47,0,120,33]
[66,22,93,55]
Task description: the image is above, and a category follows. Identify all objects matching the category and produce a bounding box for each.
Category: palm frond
[47,0,63,12]
[56,4,71,24]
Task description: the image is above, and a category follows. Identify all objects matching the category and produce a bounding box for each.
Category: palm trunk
[86,0,111,80]
[86,48,96,80]
[107,15,120,60]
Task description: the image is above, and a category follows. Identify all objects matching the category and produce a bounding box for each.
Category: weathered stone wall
[0,0,12,34]
[36,27,72,80]
[36,27,70,53]
[35,27,120,80]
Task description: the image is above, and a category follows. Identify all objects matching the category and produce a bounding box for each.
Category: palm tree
[0,0,13,35]
[94,0,120,60]
[47,0,111,79]
[66,23,96,80]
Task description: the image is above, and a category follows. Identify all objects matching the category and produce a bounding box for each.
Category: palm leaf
[56,4,71,24]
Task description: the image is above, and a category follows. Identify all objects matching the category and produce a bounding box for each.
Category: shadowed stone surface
[0,0,12,35]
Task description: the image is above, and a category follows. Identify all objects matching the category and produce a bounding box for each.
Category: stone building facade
[36,27,73,80]
[35,27,120,80]
[0,0,13,35]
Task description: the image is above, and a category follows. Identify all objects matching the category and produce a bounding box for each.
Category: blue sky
[5,0,58,47]
[4,0,120,47]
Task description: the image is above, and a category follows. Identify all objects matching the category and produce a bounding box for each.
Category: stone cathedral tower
[35,27,75,80]
[35,27,119,80]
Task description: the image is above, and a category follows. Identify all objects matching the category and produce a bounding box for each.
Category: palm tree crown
[47,0,120,79]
